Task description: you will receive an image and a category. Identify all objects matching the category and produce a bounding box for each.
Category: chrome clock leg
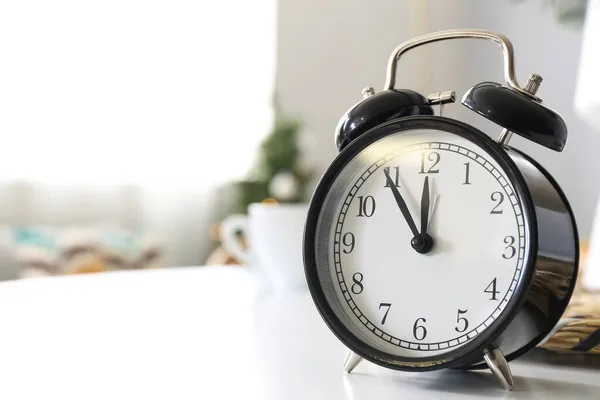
[483,347,515,391]
[343,351,363,373]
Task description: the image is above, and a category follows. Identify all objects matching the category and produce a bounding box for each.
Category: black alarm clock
[303,29,578,390]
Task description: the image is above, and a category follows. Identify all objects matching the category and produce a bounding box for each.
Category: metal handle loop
[384,29,533,98]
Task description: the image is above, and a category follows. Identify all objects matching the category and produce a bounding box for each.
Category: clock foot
[483,347,514,391]
[343,351,363,373]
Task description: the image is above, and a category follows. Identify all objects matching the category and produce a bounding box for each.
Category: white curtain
[0,0,276,267]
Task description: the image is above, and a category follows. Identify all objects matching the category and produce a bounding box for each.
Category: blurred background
[0,0,596,282]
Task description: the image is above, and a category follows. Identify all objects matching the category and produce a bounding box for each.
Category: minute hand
[384,169,419,237]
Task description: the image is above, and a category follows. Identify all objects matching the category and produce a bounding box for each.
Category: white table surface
[0,266,598,399]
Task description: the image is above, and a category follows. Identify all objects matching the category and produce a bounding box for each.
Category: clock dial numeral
[383,166,400,187]
[351,272,364,294]
[454,309,469,333]
[412,317,427,341]
[357,195,376,217]
[490,191,504,214]
[463,162,471,185]
[484,277,500,300]
[379,302,392,325]
[342,232,355,254]
[502,235,516,259]
[419,152,440,174]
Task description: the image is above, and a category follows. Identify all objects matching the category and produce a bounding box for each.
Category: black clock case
[463,144,579,369]
[303,115,579,371]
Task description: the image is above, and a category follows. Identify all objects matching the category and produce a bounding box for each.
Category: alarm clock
[303,29,579,390]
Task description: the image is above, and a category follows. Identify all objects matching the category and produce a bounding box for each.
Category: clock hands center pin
[414,175,435,253]
[383,169,434,254]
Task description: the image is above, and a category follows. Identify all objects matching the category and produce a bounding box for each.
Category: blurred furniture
[0,224,163,280]
[0,183,229,275]
[15,226,162,277]
[0,266,598,399]
[0,1,277,272]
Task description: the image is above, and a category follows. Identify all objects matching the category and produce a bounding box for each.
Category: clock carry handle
[384,29,532,98]
[385,29,568,152]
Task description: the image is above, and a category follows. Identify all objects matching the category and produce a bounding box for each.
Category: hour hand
[383,169,419,238]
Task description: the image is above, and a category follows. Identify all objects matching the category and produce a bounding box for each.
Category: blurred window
[0,0,276,188]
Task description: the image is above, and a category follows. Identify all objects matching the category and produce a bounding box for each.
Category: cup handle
[219,214,251,264]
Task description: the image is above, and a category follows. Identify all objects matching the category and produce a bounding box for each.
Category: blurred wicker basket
[539,291,600,354]
[538,242,600,355]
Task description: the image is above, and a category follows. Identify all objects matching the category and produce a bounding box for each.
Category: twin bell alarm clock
[303,29,579,390]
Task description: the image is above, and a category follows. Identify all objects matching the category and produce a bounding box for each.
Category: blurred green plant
[512,0,588,26]
[230,116,314,214]
[256,118,302,180]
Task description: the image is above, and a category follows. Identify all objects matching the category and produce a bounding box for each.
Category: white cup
[219,203,308,291]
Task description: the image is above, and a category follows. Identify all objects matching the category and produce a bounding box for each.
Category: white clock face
[314,128,531,358]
